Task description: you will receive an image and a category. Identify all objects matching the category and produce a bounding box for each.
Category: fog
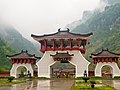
[0,0,100,40]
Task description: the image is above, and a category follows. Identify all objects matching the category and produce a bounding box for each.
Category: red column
[44,39,47,51]
[16,59,19,64]
[82,40,86,49]
[52,39,55,50]
[98,58,100,63]
[20,59,22,64]
[110,58,112,63]
[77,38,82,48]
[12,59,15,64]
[39,40,42,50]
[106,58,108,63]
[102,58,104,63]
[94,58,96,64]
[24,59,27,64]
[28,59,30,64]
[69,39,73,50]
[60,39,64,50]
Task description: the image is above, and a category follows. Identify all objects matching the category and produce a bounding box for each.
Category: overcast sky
[0,0,100,41]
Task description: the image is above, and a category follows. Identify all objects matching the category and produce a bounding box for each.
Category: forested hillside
[71,3,120,69]
[0,38,14,72]
[0,23,42,71]
[0,23,41,56]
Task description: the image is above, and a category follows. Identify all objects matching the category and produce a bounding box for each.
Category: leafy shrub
[8,76,15,82]
[0,76,11,79]
[90,80,96,88]
[114,76,120,79]
[82,77,90,83]
[38,77,49,79]
[89,76,102,79]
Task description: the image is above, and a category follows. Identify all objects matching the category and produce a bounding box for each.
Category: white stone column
[36,51,56,78]
[69,51,90,77]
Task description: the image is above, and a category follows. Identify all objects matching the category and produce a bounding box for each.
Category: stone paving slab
[0,79,74,90]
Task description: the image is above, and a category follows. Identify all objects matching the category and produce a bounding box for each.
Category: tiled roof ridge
[31,28,93,38]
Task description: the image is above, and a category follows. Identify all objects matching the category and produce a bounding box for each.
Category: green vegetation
[82,77,90,83]
[72,3,120,69]
[76,80,100,84]
[74,79,116,90]
[0,79,26,85]
[0,38,14,70]
[73,85,116,90]
[7,76,15,82]
[0,23,42,70]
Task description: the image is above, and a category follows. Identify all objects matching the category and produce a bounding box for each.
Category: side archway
[10,64,33,78]
[95,62,120,78]
[101,65,113,78]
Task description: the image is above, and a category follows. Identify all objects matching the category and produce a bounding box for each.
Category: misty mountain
[0,22,41,57]
[67,3,120,69]
[106,0,120,5]
[65,10,94,31]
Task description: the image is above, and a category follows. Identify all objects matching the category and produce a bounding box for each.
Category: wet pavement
[0,79,74,90]
[102,80,120,90]
[1,79,120,90]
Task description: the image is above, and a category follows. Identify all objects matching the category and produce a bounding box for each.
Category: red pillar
[20,59,22,64]
[12,59,15,64]
[69,39,73,50]
[102,58,104,63]
[106,58,108,63]
[82,40,86,49]
[52,39,55,50]
[60,39,64,50]
[24,59,26,64]
[16,59,19,64]
[44,39,47,51]
[39,40,43,51]
[94,58,96,64]
[77,38,82,48]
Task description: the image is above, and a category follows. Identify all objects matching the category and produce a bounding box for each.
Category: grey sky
[0,0,100,41]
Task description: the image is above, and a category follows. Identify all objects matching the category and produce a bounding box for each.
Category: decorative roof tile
[91,49,120,57]
[31,28,93,41]
[6,50,41,59]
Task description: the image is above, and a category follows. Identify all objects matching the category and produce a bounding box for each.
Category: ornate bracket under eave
[50,51,74,61]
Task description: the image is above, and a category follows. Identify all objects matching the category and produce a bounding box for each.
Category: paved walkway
[102,80,120,90]
[36,80,74,90]
[0,79,75,90]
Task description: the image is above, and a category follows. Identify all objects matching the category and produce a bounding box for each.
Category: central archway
[50,61,75,78]
[37,51,90,78]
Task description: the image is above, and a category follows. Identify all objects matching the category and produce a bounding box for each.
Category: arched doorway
[95,62,120,78]
[10,64,34,78]
[101,65,113,78]
[50,61,75,78]
[16,66,27,78]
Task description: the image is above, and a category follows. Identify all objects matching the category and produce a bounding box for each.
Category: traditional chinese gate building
[91,49,120,78]
[31,28,93,78]
[7,50,40,78]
